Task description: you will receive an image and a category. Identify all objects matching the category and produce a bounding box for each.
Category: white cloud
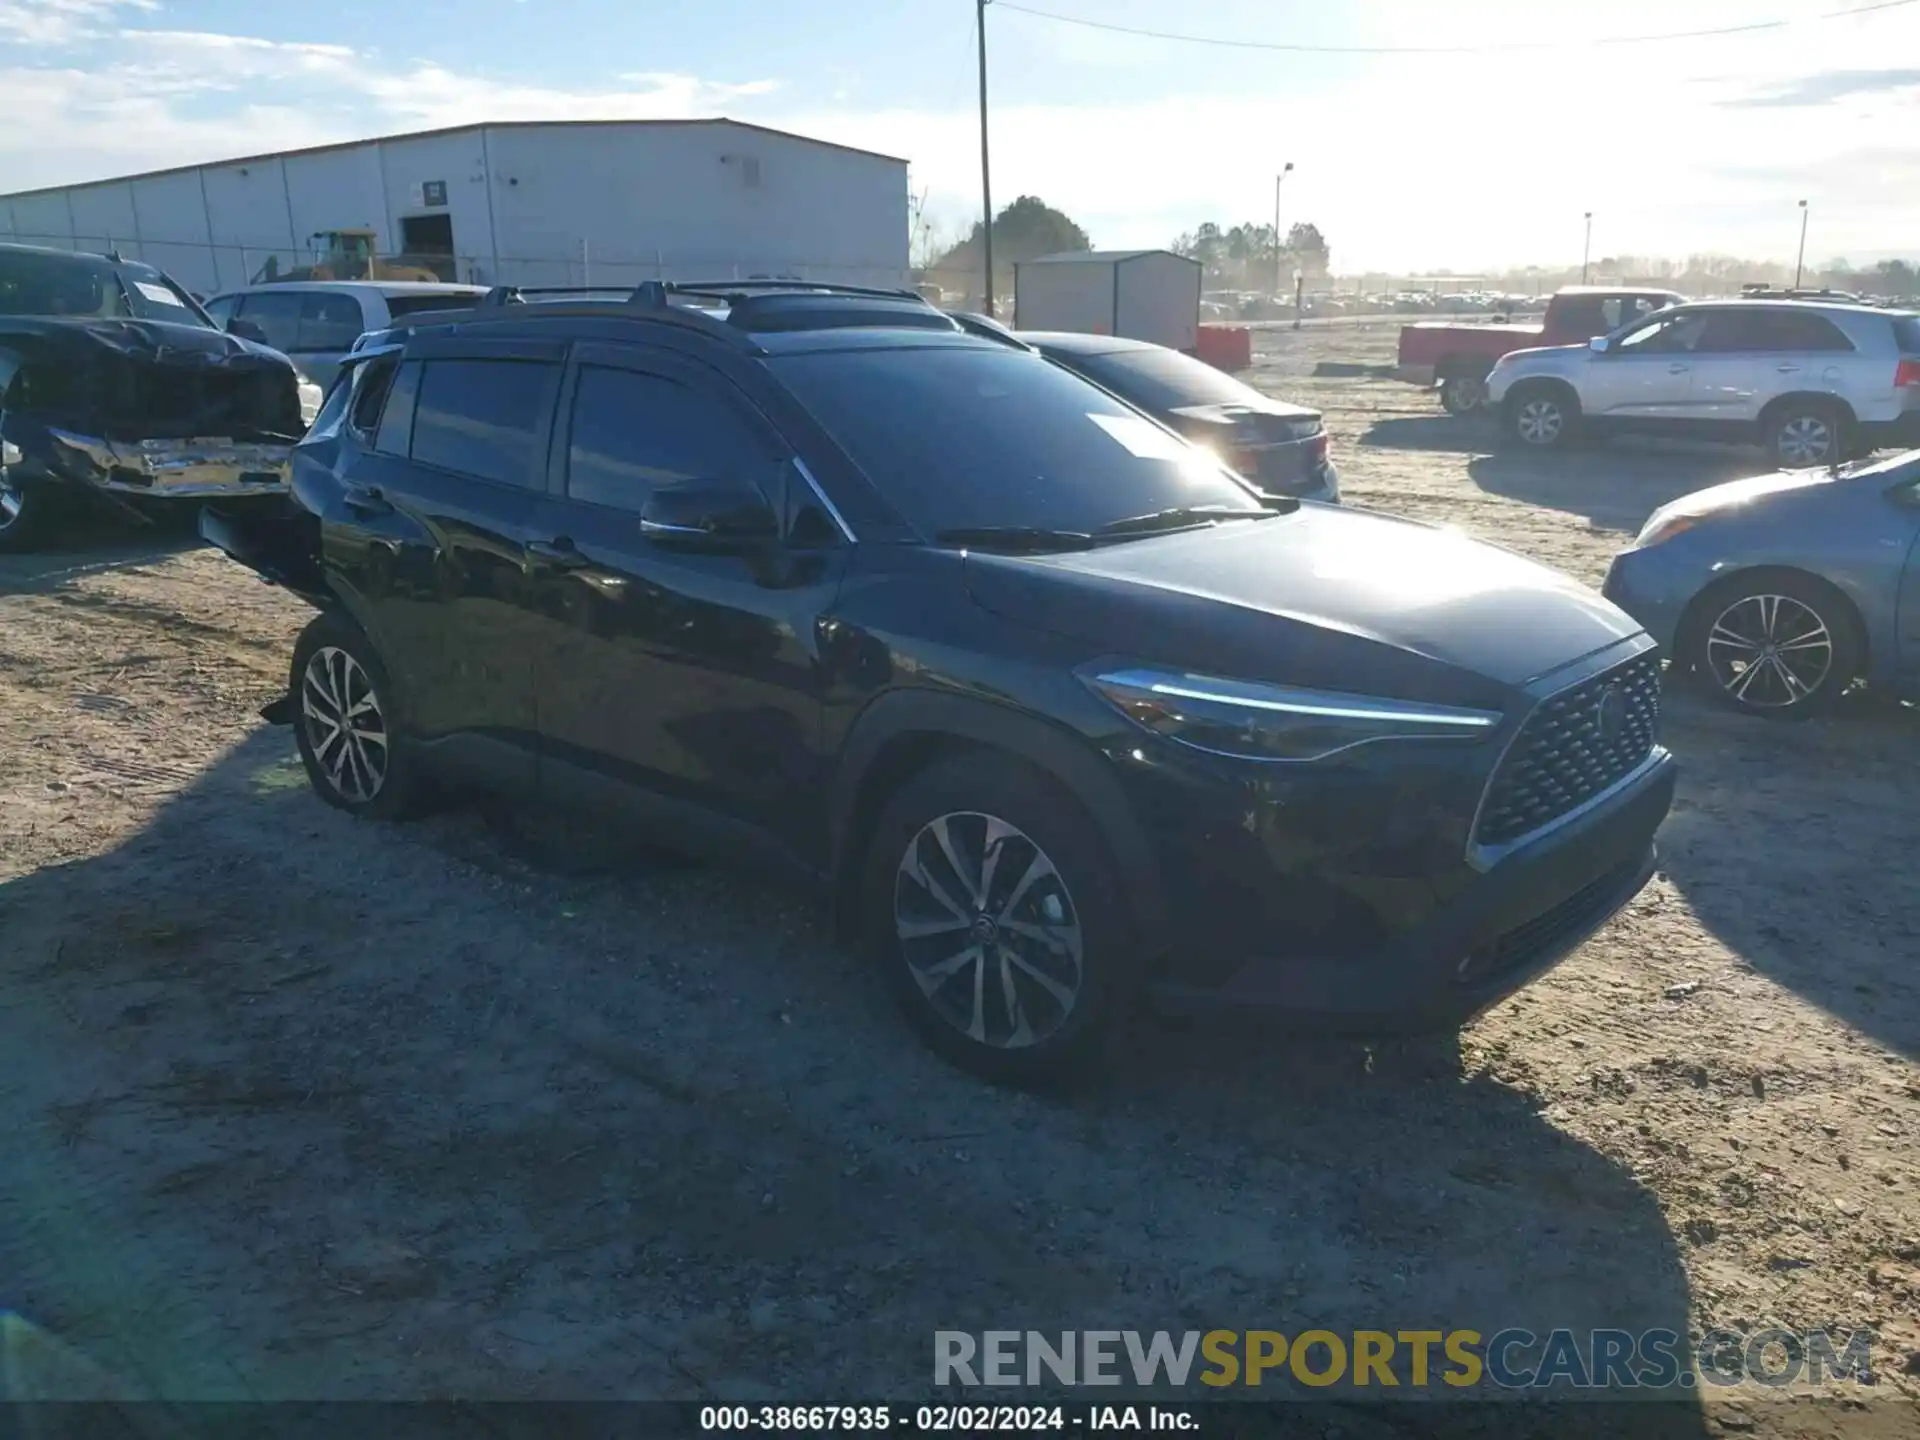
[1,4,1916,271]
[0,0,152,45]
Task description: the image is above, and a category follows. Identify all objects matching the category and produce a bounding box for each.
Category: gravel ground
[0,324,1916,1434]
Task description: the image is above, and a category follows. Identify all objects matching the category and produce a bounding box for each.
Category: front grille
[1455,856,1642,987]
[1473,652,1662,848]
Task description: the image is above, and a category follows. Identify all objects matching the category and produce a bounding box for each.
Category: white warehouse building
[0,118,910,296]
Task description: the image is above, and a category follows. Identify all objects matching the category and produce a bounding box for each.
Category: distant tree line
[1169,221,1330,290]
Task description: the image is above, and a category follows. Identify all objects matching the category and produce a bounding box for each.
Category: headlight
[1634,505,1702,549]
[297,377,324,426]
[1081,666,1501,762]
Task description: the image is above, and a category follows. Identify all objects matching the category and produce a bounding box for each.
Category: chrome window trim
[792,455,856,543]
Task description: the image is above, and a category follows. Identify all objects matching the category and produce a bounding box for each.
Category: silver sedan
[1602,449,1920,716]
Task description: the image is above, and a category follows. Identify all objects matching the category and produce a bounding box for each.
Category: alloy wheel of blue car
[1704,591,1835,710]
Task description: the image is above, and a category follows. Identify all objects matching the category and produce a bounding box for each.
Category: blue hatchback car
[1603,449,1920,716]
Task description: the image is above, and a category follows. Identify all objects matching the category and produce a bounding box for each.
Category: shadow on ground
[0,728,1706,1423]
[1656,687,1920,1061]
[0,530,201,596]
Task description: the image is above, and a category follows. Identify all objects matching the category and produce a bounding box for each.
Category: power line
[991,0,1920,56]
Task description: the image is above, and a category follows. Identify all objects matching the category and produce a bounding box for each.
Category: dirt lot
[1,322,1916,1433]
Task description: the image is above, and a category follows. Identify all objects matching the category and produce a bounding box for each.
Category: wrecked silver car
[0,242,313,552]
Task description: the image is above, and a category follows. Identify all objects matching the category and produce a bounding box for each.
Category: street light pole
[1794,199,1809,289]
[1273,161,1293,297]
[1581,211,1592,284]
[977,0,995,317]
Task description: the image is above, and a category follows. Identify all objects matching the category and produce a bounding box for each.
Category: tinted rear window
[1894,316,1920,352]
[1063,346,1264,412]
[410,359,557,488]
[384,293,485,319]
[770,345,1260,535]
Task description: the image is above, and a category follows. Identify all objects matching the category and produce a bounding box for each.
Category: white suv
[1485,299,1920,468]
[202,281,487,393]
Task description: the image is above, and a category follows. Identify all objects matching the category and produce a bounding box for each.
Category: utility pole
[1581,211,1592,284]
[977,0,995,317]
[1794,199,1809,289]
[1273,161,1293,297]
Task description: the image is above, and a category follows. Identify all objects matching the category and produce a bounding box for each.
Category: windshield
[1062,345,1267,413]
[0,249,212,326]
[770,345,1262,537]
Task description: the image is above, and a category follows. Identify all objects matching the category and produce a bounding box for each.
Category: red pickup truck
[1396,286,1684,414]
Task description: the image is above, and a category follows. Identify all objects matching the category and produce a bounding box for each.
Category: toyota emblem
[1594,684,1627,741]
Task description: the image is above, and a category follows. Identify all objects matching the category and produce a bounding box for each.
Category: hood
[1497,342,1587,366]
[0,314,293,369]
[963,504,1641,694]
[1652,469,1833,521]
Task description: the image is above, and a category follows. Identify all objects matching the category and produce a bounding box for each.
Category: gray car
[1602,448,1920,715]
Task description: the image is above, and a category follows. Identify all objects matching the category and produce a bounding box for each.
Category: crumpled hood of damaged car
[0,315,295,372]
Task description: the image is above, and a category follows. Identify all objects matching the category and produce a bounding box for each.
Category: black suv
[204,280,1676,1083]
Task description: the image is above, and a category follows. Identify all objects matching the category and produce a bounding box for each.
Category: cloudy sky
[1,0,1915,272]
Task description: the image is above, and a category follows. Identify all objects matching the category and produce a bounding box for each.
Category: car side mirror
[1589,336,1610,354]
[227,317,271,346]
[639,475,780,552]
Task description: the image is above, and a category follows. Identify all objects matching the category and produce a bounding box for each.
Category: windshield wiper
[1094,504,1280,539]
[933,525,1097,553]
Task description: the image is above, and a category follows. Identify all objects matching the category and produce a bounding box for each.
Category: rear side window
[410,358,557,488]
[297,292,366,352]
[375,362,420,457]
[1892,316,1920,352]
[235,291,303,352]
[563,365,768,512]
[384,293,484,320]
[1745,309,1855,352]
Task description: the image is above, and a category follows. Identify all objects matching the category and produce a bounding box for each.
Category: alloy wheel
[893,811,1085,1050]
[301,645,390,802]
[1515,397,1564,445]
[1775,414,1834,467]
[1705,593,1834,709]
[0,476,22,530]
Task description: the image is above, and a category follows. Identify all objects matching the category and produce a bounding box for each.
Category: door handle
[1775,364,1802,373]
[528,536,590,569]
[1667,364,1689,374]
[342,484,392,516]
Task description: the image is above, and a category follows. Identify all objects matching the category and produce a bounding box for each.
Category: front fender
[827,686,1170,952]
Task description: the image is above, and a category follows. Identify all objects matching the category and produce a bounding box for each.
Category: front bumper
[1601,547,1689,653]
[1149,747,1677,1031]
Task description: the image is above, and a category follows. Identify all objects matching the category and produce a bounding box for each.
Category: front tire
[289,611,429,819]
[1686,571,1861,718]
[1504,384,1578,449]
[0,475,56,553]
[1440,374,1487,415]
[861,754,1138,1085]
